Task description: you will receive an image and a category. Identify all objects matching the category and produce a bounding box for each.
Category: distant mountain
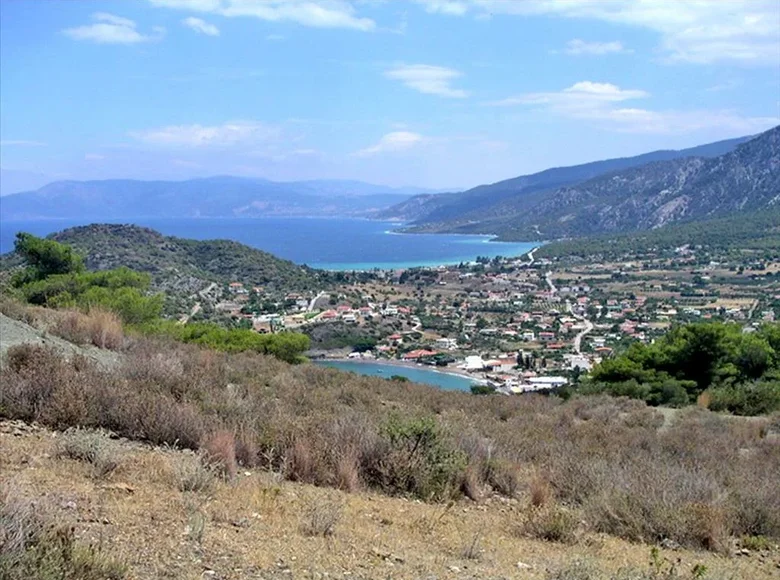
[43,224,328,291]
[0,176,440,221]
[377,135,753,224]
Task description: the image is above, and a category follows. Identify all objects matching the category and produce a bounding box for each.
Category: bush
[0,488,127,579]
[707,380,780,415]
[520,504,579,544]
[373,414,467,501]
[174,454,216,493]
[200,430,238,480]
[58,428,120,479]
[299,498,342,537]
[52,309,123,350]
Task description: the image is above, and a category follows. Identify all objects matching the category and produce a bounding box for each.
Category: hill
[378,135,753,224]
[40,223,326,291]
[0,176,438,220]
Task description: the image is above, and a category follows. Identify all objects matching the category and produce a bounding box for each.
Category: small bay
[0,217,538,270]
[314,360,479,391]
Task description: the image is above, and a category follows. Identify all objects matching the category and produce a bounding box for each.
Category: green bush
[374,414,467,501]
[707,380,780,415]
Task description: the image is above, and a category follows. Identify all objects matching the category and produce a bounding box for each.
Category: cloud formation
[182,17,220,36]
[563,39,629,55]
[384,64,468,98]
[63,12,165,44]
[488,80,779,134]
[414,0,780,65]
[129,121,281,147]
[149,0,375,31]
[356,131,425,156]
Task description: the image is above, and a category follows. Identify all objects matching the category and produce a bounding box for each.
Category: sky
[1,0,779,194]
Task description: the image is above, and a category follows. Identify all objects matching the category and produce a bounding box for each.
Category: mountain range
[378,132,780,238]
[0,176,445,221]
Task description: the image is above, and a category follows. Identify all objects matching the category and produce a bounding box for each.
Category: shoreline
[313,357,489,385]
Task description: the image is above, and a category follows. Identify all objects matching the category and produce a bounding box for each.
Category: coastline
[313,357,489,385]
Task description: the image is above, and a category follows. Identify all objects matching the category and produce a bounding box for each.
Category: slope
[0,176,424,220]
[45,223,327,291]
[378,135,752,224]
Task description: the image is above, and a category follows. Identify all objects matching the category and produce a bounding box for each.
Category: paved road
[567,300,593,354]
[545,271,557,294]
[308,291,328,312]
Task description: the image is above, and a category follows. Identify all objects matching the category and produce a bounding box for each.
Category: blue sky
[1,0,778,194]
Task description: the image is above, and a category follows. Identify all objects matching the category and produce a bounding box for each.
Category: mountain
[384,129,779,241]
[0,176,440,221]
[41,224,327,291]
[377,135,753,224]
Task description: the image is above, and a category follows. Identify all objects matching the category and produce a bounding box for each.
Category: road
[567,300,593,355]
[526,247,538,266]
[309,291,328,312]
[545,271,557,294]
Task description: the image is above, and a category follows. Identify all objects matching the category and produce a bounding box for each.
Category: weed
[57,428,119,479]
[299,498,342,538]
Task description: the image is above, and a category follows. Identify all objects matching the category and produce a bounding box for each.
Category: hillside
[40,223,326,291]
[0,176,432,220]
[378,135,752,224]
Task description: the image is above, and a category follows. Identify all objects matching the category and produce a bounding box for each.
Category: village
[196,243,779,394]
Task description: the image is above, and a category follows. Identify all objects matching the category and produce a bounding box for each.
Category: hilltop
[0,176,438,220]
[35,223,326,292]
[381,129,779,241]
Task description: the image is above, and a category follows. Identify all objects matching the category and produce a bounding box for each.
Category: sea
[0,217,538,270]
[314,360,477,391]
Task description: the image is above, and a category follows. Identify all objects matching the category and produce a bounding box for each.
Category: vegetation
[537,208,780,261]
[48,223,327,290]
[586,322,780,414]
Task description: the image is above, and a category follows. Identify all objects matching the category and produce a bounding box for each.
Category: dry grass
[2,337,780,554]
[57,427,120,479]
[3,427,772,580]
[299,497,343,538]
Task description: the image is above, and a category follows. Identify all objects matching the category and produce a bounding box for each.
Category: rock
[660,538,680,550]
[447,565,460,573]
[517,561,532,569]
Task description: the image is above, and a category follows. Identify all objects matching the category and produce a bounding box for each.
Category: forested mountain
[0,176,435,220]
[39,224,327,291]
[378,135,752,224]
[388,128,778,241]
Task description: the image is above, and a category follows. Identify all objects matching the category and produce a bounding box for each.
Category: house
[435,337,458,350]
[402,349,438,361]
[464,356,485,371]
[539,332,556,342]
[521,331,536,342]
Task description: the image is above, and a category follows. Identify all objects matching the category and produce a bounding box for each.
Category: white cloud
[384,64,468,98]
[129,121,281,147]
[414,0,780,66]
[149,0,375,31]
[488,80,779,134]
[0,140,47,147]
[63,12,165,44]
[563,39,629,55]
[356,131,425,156]
[182,17,220,36]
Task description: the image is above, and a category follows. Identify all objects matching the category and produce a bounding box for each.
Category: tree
[13,232,84,283]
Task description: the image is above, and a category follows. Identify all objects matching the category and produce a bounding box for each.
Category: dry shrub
[285,437,316,483]
[299,497,343,538]
[0,487,127,579]
[334,451,361,492]
[174,454,216,493]
[201,430,237,480]
[460,463,482,501]
[58,428,120,479]
[520,504,579,544]
[486,458,521,497]
[235,428,259,468]
[51,309,123,350]
[529,471,551,508]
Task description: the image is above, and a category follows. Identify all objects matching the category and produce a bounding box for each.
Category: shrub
[707,381,780,415]
[200,430,238,480]
[520,504,579,544]
[299,498,342,538]
[0,488,127,580]
[174,454,216,493]
[374,414,467,501]
[52,309,123,350]
[58,428,120,479]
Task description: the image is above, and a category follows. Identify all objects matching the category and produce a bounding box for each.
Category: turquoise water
[0,217,538,271]
[314,360,479,391]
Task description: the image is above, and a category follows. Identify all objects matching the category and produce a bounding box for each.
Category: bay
[314,360,478,391]
[0,217,538,270]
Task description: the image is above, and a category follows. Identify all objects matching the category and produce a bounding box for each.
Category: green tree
[13,232,84,283]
